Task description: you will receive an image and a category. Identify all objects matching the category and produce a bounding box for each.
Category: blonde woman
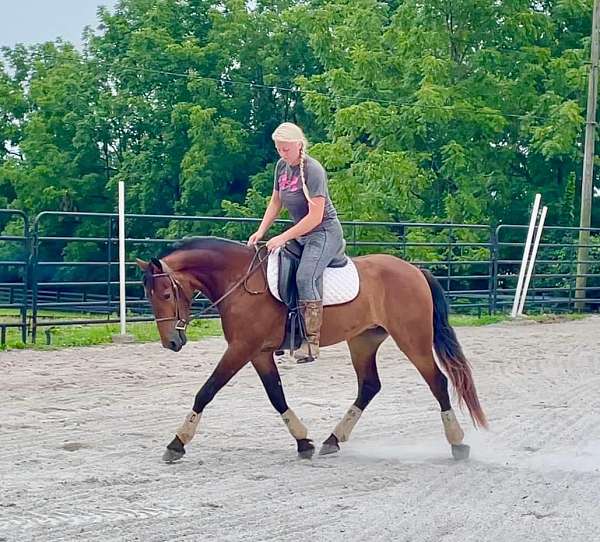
[248,122,346,363]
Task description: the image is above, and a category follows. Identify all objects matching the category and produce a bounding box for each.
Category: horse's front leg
[163,343,252,463]
[251,351,315,459]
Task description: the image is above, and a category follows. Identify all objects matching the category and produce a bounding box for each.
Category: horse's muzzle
[165,329,187,352]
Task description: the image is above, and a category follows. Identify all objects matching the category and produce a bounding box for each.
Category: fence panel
[495,224,600,313]
[0,209,29,344]
[2,209,598,346]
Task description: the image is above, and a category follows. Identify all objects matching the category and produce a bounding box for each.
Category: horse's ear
[136,258,149,271]
[150,257,163,271]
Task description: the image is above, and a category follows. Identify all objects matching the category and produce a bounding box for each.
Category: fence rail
[1,209,599,345]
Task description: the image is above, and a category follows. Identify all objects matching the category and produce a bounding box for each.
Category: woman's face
[275,140,302,165]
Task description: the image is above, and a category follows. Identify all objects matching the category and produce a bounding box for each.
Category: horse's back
[351,252,433,314]
[353,253,429,286]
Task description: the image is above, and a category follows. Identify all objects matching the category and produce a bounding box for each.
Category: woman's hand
[266,234,287,252]
[247,231,263,246]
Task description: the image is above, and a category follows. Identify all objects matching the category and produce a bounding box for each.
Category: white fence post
[511,193,542,317]
[517,206,548,316]
[118,180,127,335]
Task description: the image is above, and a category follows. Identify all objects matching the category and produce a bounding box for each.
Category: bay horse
[136,237,487,463]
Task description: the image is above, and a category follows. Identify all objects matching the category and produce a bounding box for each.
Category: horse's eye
[163,292,172,301]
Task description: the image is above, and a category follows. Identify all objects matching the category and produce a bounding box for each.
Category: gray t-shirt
[273,156,339,231]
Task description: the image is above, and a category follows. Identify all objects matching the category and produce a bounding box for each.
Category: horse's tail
[421,269,488,429]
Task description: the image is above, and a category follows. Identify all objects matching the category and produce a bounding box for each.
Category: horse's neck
[170,246,250,301]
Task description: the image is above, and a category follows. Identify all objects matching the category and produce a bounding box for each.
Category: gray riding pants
[295,223,345,302]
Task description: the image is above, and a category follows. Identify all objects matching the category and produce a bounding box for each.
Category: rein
[150,245,270,331]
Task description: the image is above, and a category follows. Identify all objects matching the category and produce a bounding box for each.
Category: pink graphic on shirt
[278,172,300,192]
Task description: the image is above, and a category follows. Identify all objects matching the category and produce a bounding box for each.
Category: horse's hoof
[451,443,470,460]
[163,447,185,463]
[319,443,340,456]
[297,438,315,459]
[320,434,340,456]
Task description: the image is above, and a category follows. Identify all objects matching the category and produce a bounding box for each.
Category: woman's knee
[296,272,319,300]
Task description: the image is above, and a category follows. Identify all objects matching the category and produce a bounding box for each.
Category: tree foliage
[0,0,595,262]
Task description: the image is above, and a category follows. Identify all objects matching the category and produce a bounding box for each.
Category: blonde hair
[272,122,312,204]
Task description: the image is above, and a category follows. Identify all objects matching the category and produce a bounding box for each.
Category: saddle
[269,240,358,355]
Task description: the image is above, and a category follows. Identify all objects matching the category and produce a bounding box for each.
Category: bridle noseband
[148,245,269,331]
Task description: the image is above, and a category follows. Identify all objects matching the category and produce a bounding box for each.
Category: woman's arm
[248,191,282,246]
[256,190,283,236]
[279,196,325,241]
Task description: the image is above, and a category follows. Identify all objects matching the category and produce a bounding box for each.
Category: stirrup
[295,353,315,364]
[295,353,316,364]
[293,341,318,364]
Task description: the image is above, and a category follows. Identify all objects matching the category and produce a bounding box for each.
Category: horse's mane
[159,236,248,258]
[142,237,249,288]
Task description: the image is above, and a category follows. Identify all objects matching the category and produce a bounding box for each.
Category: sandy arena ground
[1,316,599,541]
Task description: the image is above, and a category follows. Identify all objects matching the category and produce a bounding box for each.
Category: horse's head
[136,257,191,352]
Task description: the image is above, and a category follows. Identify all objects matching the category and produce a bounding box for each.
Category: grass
[521,312,587,323]
[450,312,586,327]
[449,314,507,327]
[0,309,589,351]
[0,310,222,350]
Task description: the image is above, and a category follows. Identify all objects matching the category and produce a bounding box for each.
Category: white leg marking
[332,405,363,442]
[176,411,202,445]
[281,409,308,440]
[441,409,464,445]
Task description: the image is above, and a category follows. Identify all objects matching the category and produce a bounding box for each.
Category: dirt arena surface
[1,316,599,541]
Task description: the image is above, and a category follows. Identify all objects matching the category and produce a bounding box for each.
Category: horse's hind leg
[415,353,470,458]
[251,351,315,459]
[390,330,469,460]
[320,326,388,455]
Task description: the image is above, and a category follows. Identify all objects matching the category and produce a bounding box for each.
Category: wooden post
[575,0,600,309]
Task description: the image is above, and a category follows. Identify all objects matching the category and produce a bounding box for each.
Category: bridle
[148,245,270,331]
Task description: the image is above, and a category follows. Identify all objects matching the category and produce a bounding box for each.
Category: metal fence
[1,209,599,346]
[0,209,29,344]
[495,224,600,313]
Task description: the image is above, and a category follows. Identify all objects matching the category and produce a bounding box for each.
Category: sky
[0,0,119,50]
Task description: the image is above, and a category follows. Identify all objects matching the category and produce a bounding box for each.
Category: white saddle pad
[267,250,360,306]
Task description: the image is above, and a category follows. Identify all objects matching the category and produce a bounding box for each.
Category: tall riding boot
[294,300,323,363]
